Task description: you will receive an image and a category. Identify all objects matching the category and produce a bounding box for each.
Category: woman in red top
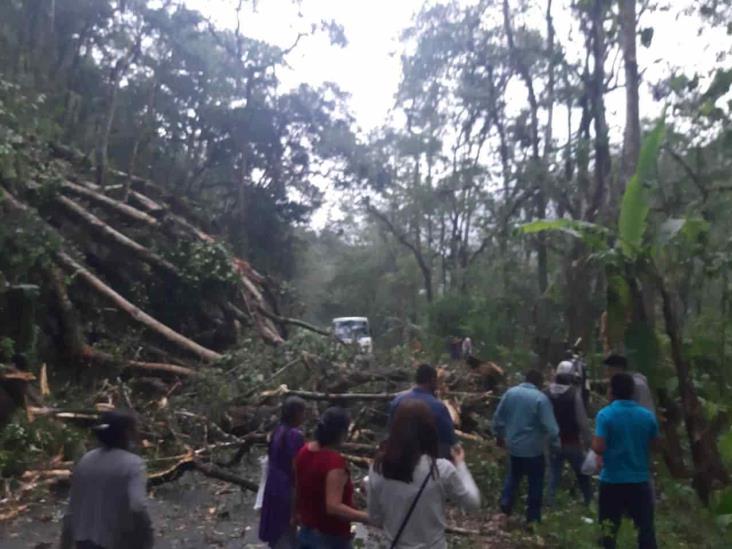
[294,407,368,549]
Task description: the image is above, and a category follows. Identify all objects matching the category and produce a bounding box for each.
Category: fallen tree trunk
[57,252,222,363]
[148,456,258,492]
[61,180,159,226]
[55,194,178,276]
[261,386,397,402]
[259,309,331,337]
[124,360,198,378]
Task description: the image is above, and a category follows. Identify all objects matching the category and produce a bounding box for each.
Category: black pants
[598,481,657,549]
[76,543,104,549]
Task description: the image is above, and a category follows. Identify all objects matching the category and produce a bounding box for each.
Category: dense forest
[2,0,732,547]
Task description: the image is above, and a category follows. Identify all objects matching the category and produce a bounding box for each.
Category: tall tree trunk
[587,0,612,221]
[619,0,641,187]
[658,275,728,503]
[96,27,141,187]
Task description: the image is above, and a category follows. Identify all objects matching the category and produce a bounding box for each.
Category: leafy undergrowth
[463,448,732,548]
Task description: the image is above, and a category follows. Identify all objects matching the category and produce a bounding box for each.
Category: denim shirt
[492,383,560,458]
[389,387,457,458]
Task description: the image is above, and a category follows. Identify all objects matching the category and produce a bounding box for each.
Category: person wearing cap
[544,371,592,506]
[61,410,153,549]
[602,355,655,413]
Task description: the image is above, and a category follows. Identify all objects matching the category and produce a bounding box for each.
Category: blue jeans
[298,527,352,549]
[500,454,545,523]
[548,445,592,506]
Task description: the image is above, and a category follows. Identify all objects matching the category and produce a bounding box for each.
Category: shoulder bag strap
[389,469,432,549]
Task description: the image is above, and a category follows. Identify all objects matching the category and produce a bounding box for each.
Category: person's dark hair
[610,373,635,400]
[93,410,137,450]
[374,399,438,483]
[555,373,574,385]
[603,354,628,369]
[415,363,437,386]
[281,396,306,426]
[525,369,543,387]
[314,407,350,447]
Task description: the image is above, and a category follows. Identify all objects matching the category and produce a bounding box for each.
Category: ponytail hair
[314,407,350,447]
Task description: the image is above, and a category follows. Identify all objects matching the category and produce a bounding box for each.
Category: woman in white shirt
[368,399,481,549]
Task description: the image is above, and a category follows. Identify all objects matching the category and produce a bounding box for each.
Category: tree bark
[54,194,177,276]
[61,180,159,226]
[619,0,641,186]
[56,252,222,363]
[658,275,728,503]
[587,0,612,221]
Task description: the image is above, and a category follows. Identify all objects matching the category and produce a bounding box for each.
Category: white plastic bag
[581,450,599,476]
[254,455,268,510]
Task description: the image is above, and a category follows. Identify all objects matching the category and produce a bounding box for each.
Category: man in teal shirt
[493,370,559,523]
[593,373,660,549]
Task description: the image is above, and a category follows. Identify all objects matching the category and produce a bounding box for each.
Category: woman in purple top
[259,396,307,549]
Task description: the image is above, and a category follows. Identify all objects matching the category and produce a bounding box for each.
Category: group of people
[259,363,481,549]
[59,357,659,549]
[493,354,659,549]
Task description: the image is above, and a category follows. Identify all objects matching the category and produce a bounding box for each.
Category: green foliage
[0,336,14,361]
[0,418,86,477]
[165,240,238,291]
[0,209,60,283]
[618,117,667,258]
[520,219,609,250]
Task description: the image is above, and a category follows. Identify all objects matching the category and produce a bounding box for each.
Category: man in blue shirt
[388,363,457,459]
[593,373,660,549]
[493,370,560,523]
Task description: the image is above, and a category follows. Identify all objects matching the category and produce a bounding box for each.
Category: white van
[332,317,373,354]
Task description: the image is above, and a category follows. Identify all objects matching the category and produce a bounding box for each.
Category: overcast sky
[184,0,729,227]
[187,0,727,131]
[186,0,423,133]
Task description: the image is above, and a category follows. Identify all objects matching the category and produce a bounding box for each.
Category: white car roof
[332,317,368,323]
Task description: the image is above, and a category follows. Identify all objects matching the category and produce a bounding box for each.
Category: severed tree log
[124,360,197,378]
[57,252,222,363]
[61,180,159,226]
[261,386,397,402]
[54,194,178,276]
[258,309,331,337]
[128,189,164,213]
[148,456,258,492]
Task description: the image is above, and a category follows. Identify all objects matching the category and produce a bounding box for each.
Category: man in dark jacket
[544,372,592,505]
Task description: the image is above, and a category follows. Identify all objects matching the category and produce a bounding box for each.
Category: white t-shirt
[368,456,480,549]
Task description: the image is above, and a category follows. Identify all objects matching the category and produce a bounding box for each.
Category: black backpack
[546,386,579,438]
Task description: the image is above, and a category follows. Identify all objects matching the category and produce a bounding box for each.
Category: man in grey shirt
[61,411,153,549]
[603,354,655,413]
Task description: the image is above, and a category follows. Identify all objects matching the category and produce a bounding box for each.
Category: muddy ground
[0,452,512,548]
[1,470,266,548]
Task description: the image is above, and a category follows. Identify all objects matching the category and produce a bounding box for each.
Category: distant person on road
[593,373,660,549]
[461,336,473,359]
[61,410,153,549]
[603,355,655,413]
[368,400,480,548]
[259,396,307,549]
[493,370,559,524]
[448,336,462,361]
[389,364,457,459]
[544,372,592,506]
[294,407,368,549]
